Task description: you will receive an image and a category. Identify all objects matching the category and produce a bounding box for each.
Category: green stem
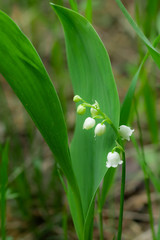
[101,118,119,136]
[117,150,126,240]
[97,188,104,240]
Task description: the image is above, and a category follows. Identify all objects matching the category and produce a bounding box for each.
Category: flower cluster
[74,95,106,136]
[73,95,134,168]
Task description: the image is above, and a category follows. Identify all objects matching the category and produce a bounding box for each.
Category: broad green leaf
[0,10,74,188]
[0,11,84,233]
[115,0,160,69]
[51,4,120,238]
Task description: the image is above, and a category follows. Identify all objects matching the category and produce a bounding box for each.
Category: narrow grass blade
[0,142,9,240]
[68,0,78,12]
[120,34,160,126]
[131,102,157,240]
[115,0,160,69]
[33,158,47,211]
[51,4,120,238]
[145,165,160,193]
[143,0,159,37]
[143,79,159,143]
[85,0,92,22]
[120,54,147,125]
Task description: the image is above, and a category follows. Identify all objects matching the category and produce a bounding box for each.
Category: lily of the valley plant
[0,3,139,239]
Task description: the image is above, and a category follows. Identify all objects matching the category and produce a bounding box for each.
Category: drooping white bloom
[119,125,134,141]
[77,104,86,115]
[73,95,81,102]
[83,117,95,130]
[106,152,123,168]
[94,123,106,136]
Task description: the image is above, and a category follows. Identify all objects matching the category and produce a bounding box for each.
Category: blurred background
[0,0,160,239]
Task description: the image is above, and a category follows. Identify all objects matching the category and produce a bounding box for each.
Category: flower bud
[119,125,134,141]
[90,107,99,117]
[94,123,106,136]
[106,152,123,168]
[77,104,86,115]
[83,117,95,130]
[90,101,99,117]
[73,95,81,103]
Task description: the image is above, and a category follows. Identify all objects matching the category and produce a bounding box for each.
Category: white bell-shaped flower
[94,123,106,136]
[77,104,86,115]
[119,125,134,141]
[83,117,95,130]
[106,152,123,168]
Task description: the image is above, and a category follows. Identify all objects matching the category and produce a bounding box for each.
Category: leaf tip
[50,3,59,10]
